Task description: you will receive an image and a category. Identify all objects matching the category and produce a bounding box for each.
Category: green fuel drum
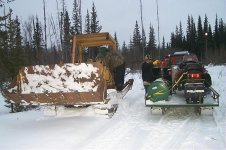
[147,78,170,102]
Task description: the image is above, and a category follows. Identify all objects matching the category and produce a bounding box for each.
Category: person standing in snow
[141,55,154,98]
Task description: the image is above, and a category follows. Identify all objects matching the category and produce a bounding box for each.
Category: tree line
[122,15,226,69]
[0,0,225,84]
[170,15,226,64]
[0,0,102,83]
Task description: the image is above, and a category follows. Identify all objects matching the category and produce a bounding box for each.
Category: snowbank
[206,65,226,144]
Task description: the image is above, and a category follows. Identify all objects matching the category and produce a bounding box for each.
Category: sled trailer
[145,86,219,115]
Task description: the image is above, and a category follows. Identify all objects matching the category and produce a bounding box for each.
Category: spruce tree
[182,36,186,50]
[84,10,91,34]
[203,14,209,58]
[170,32,176,48]
[62,10,71,63]
[121,41,128,54]
[141,27,147,52]
[186,15,191,51]
[128,37,135,69]
[0,0,16,86]
[90,2,102,33]
[197,15,204,60]
[89,3,102,59]
[162,36,165,50]
[203,14,208,34]
[133,21,141,45]
[0,7,23,80]
[166,42,170,49]
[32,16,44,65]
[121,41,129,66]
[147,23,156,55]
[208,24,214,49]
[214,15,219,48]
[71,0,82,35]
[0,8,11,80]
[10,16,24,78]
[170,21,184,50]
[224,23,226,47]
[114,32,119,50]
[7,9,14,57]
[219,18,224,46]
[175,25,179,48]
[131,20,143,68]
[178,21,183,48]
[190,16,197,54]
[4,9,24,79]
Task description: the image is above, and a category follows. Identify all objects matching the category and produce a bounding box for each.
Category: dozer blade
[4,62,108,105]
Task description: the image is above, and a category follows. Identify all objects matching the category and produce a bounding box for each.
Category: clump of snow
[8,63,100,93]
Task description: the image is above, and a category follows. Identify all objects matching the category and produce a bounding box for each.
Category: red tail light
[188,73,201,79]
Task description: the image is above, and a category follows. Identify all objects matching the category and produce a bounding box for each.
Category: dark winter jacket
[142,61,154,83]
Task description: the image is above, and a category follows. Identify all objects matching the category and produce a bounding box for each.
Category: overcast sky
[6,0,226,46]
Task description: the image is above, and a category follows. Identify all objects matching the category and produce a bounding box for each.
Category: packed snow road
[0,65,225,150]
[81,85,225,150]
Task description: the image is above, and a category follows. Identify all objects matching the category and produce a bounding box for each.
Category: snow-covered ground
[0,65,225,150]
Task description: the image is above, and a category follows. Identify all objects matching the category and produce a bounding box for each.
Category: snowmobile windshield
[182,54,198,63]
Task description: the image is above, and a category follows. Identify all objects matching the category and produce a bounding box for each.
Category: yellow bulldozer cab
[70,32,116,63]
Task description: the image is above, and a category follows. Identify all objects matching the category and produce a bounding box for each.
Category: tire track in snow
[80,83,152,150]
[141,107,225,150]
[81,119,148,150]
[79,70,224,150]
[160,115,197,149]
[141,108,199,150]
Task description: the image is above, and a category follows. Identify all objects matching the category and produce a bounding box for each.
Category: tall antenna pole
[43,0,47,51]
[156,0,160,59]
[78,0,82,34]
[56,0,62,51]
[4,5,7,30]
[140,0,145,59]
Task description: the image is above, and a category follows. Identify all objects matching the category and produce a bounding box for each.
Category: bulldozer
[3,32,134,115]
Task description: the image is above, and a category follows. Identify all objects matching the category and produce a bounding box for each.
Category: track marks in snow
[81,72,225,150]
[80,85,154,150]
[81,120,149,150]
[160,115,197,149]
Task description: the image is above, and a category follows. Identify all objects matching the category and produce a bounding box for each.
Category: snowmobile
[3,32,134,116]
[145,51,219,115]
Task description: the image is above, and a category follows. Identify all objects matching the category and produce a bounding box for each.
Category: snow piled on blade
[9,63,99,94]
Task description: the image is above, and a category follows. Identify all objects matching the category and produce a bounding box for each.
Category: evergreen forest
[0,0,226,85]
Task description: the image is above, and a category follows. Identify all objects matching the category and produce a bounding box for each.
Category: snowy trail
[80,82,149,150]
[0,67,225,150]
[81,72,225,150]
[160,114,197,149]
